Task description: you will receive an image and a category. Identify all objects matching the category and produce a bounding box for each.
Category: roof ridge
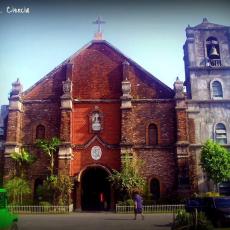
[190,18,228,29]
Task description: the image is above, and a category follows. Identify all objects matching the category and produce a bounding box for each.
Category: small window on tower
[211,80,223,99]
[215,123,227,144]
[206,37,221,67]
[36,125,45,139]
[147,124,158,145]
[0,128,4,136]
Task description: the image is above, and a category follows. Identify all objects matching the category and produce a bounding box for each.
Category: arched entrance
[81,166,111,211]
[150,178,160,201]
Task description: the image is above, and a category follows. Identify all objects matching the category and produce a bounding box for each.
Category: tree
[10,148,36,178]
[5,177,31,205]
[201,139,230,190]
[36,137,61,176]
[108,153,145,199]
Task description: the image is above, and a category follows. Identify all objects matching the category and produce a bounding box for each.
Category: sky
[0,0,230,105]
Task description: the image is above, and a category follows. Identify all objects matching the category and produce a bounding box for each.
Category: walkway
[18,212,173,230]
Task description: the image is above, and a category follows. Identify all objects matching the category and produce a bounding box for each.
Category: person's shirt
[134,194,143,208]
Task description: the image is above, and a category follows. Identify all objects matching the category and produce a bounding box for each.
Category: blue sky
[0,0,230,105]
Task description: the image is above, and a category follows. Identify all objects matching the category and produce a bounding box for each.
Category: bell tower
[184,19,230,192]
[184,18,230,99]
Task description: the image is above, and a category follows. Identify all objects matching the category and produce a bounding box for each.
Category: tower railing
[210,59,221,67]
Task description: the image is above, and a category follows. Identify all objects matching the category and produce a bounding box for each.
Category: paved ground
[17,212,173,230]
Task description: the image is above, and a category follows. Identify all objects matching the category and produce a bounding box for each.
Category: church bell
[209,46,219,58]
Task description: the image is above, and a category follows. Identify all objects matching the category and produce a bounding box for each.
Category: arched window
[215,123,227,144]
[206,37,221,67]
[211,81,223,98]
[179,163,190,186]
[148,124,158,145]
[36,125,45,139]
[150,178,160,200]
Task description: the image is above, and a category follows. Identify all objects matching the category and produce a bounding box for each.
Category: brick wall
[6,110,22,143]
[188,118,195,144]
[60,110,72,142]
[72,103,121,145]
[132,101,176,145]
[136,148,177,195]
[176,109,188,142]
[72,47,123,99]
[22,102,61,144]
[23,66,65,100]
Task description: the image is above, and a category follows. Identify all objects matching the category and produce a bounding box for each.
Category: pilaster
[4,79,23,177]
[120,61,133,157]
[173,77,191,194]
[58,64,73,175]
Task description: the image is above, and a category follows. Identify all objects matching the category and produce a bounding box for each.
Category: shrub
[5,177,31,205]
[173,209,193,229]
[202,192,220,197]
[39,201,51,206]
[37,175,73,205]
[196,212,214,230]
[117,199,134,206]
[172,210,214,230]
[108,153,145,199]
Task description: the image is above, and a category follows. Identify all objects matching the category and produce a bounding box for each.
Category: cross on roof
[93,16,106,33]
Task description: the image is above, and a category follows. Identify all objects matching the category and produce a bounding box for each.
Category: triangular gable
[23,39,174,98]
[73,135,118,150]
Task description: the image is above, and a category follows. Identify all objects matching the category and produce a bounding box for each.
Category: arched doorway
[150,178,160,201]
[81,166,111,211]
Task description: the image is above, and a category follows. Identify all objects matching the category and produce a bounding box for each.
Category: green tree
[10,148,36,178]
[36,137,61,176]
[5,177,31,205]
[201,139,230,190]
[109,153,145,199]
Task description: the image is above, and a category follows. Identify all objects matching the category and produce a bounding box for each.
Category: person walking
[133,191,144,220]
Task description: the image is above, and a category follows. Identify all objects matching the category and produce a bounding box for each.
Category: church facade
[2,19,230,210]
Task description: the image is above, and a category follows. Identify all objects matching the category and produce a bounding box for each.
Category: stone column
[174,77,191,195]
[4,79,23,177]
[120,61,133,158]
[185,26,195,67]
[58,64,73,176]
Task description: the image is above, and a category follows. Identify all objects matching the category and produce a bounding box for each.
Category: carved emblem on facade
[91,146,102,160]
[62,78,72,95]
[92,112,101,131]
[89,108,103,132]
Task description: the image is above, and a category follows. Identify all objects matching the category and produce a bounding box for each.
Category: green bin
[0,188,18,230]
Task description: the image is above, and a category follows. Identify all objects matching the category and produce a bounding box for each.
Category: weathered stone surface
[185,19,230,192]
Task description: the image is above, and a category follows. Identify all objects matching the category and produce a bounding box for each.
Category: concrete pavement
[18,212,173,230]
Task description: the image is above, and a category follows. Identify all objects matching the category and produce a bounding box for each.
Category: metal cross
[93,16,106,33]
